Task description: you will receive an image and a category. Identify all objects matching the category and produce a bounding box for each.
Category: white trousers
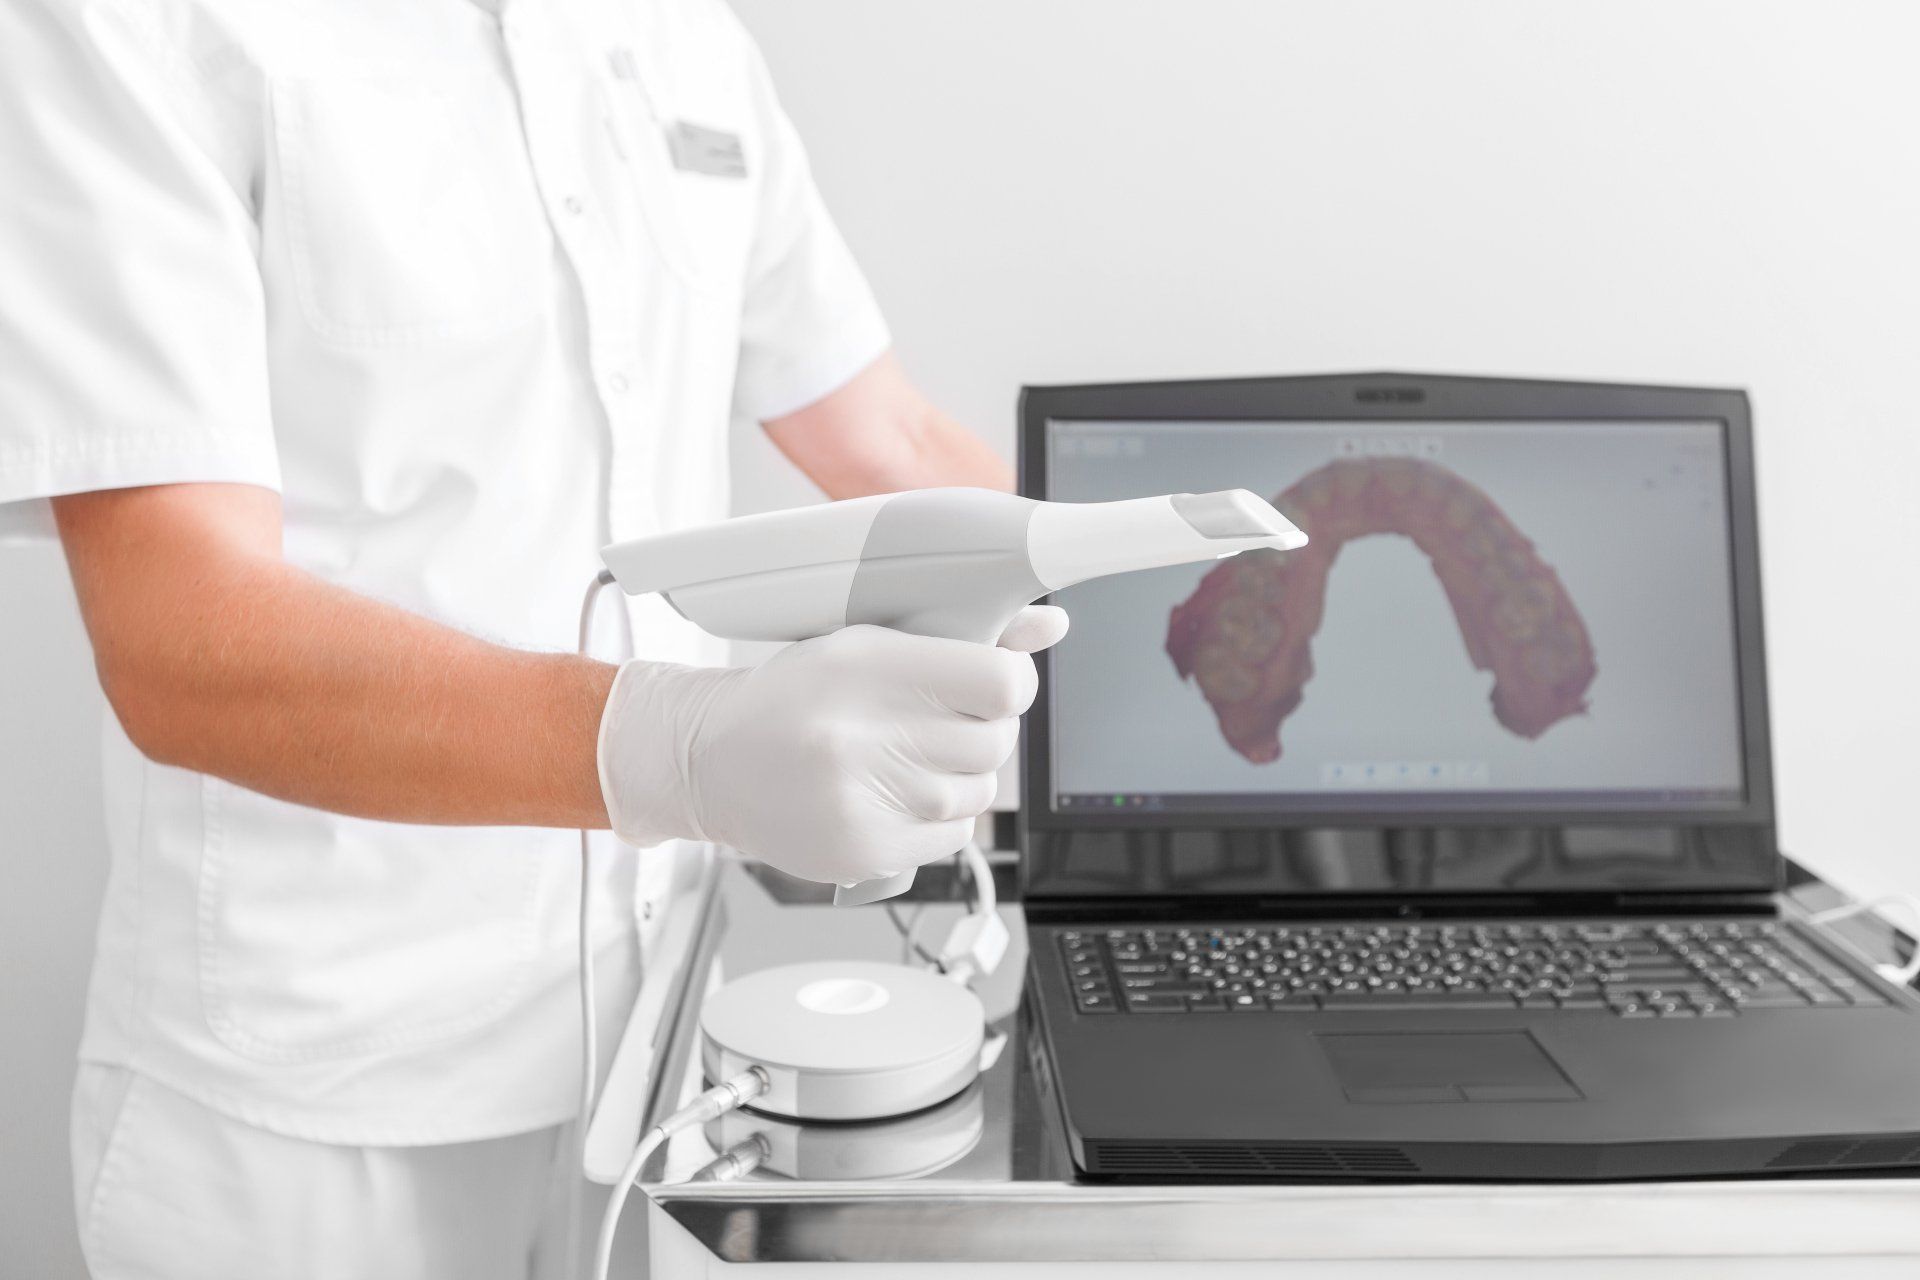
[67,932,656,1280]
[69,1063,651,1280]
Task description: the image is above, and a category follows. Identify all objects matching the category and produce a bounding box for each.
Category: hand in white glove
[598,606,1069,886]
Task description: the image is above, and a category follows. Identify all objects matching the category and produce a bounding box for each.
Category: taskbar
[1054,787,1747,815]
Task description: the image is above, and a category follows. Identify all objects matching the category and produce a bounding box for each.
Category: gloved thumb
[996,604,1069,654]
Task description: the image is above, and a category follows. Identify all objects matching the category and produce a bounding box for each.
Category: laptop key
[1617,966,1697,984]
[1320,992,1517,1010]
[1124,993,1195,1013]
[1265,993,1322,1011]
[1732,992,1808,1008]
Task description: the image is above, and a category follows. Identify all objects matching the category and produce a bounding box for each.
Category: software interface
[1045,419,1747,814]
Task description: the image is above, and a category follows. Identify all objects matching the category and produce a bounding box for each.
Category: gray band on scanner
[846,489,1044,645]
[838,490,1044,905]
[1170,490,1282,539]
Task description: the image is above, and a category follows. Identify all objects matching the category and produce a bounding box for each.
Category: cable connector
[938,910,1010,988]
[667,1066,771,1135]
[592,1066,769,1280]
[1811,894,1920,987]
[690,1133,771,1183]
[933,840,1008,986]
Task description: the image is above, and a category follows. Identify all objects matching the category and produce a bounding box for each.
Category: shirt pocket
[271,73,554,346]
[609,94,755,301]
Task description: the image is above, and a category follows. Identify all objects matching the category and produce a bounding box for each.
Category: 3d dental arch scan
[1168,456,1599,764]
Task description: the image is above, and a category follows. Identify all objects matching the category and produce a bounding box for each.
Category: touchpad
[1317,1031,1583,1103]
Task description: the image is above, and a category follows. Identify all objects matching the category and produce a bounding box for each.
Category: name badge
[666,121,747,179]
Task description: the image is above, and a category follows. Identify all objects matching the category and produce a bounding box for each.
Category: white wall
[4,1,1918,1272]
[0,552,106,1278]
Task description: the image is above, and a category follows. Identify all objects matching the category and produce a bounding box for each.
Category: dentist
[0,1,1054,1275]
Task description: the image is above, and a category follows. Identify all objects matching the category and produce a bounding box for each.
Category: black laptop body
[1019,372,1920,1181]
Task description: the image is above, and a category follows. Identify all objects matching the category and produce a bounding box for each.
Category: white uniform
[0,0,888,1271]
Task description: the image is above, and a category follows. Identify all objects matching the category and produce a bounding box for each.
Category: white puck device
[700,960,986,1121]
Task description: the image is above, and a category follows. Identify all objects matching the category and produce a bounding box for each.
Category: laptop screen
[1042,418,1748,818]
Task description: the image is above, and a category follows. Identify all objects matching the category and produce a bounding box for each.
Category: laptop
[1018,371,1920,1181]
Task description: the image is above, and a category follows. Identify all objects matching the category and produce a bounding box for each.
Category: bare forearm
[55,485,615,829]
[763,351,1012,499]
[128,560,614,826]
[885,404,1013,495]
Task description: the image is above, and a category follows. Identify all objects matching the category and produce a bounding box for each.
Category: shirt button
[563,195,585,216]
[607,372,630,394]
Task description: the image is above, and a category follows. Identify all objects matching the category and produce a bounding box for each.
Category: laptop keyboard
[1061,920,1889,1017]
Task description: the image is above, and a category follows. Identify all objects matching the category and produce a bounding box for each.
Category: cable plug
[665,1066,770,1136]
[1812,894,1920,987]
[593,1065,770,1280]
[939,910,1010,987]
[690,1133,771,1183]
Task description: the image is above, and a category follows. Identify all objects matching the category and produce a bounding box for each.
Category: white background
[4,2,1919,1273]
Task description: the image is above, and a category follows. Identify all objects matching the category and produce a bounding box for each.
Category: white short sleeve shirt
[0,0,889,1143]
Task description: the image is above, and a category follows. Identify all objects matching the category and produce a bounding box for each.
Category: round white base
[700,960,984,1122]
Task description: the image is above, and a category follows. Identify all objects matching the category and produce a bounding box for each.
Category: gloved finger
[913,715,1019,775]
[997,604,1070,654]
[922,644,1037,721]
[893,767,998,823]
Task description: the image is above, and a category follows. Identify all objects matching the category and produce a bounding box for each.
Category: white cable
[575,564,768,1278]
[592,1066,769,1280]
[886,901,929,963]
[566,570,617,1280]
[879,843,1001,983]
[1810,893,1920,986]
[936,840,1008,988]
[884,847,961,965]
[960,840,997,918]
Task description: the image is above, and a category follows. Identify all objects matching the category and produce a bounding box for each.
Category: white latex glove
[598,605,1069,886]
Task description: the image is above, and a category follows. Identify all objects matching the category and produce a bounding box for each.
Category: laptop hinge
[1022,890,1782,926]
